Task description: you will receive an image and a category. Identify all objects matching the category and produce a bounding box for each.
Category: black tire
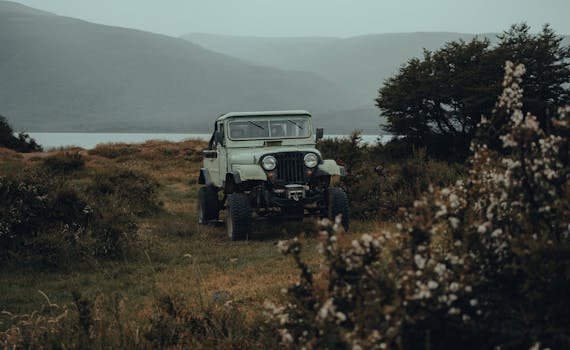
[198,186,219,224]
[226,193,251,240]
[328,187,349,231]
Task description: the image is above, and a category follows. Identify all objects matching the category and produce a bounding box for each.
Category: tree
[482,24,570,148]
[0,115,42,152]
[376,24,570,158]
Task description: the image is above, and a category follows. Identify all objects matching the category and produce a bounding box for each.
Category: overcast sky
[12,0,570,37]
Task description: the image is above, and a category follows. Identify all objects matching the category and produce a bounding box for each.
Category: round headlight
[304,153,319,168]
[262,155,277,171]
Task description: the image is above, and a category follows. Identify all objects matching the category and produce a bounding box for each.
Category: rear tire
[226,193,251,240]
[328,187,349,231]
[198,186,219,224]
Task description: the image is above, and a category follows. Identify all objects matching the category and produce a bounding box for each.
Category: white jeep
[197,110,349,240]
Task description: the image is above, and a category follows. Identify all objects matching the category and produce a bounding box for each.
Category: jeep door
[203,121,227,187]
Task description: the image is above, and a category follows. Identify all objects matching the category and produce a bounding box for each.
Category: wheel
[198,186,219,224]
[328,187,349,231]
[226,193,251,240]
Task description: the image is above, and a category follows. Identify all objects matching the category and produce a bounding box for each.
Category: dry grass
[1,139,382,336]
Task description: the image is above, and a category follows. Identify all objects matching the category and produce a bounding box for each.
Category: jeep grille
[275,152,306,183]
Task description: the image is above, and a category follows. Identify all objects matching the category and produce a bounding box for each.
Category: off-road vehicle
[197,110,349,240]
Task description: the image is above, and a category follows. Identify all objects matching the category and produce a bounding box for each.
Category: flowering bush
[269,61,570,349]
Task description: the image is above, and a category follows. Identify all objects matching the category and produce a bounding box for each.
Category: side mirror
[214,130,224,144]
[316,128,324,140]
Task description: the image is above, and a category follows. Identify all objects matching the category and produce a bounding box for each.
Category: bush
[0,164,161,265]
[88,168,160,216]
[88,144,141,159]
[269,62,570,349]
[318,133,464,219]
[42,152,86,174]
[0,115,42,152]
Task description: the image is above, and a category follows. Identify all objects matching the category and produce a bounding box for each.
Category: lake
[27,133,392,150]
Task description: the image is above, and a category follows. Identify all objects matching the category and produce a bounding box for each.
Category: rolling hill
[183,31,570,110]
[0,1,362,133]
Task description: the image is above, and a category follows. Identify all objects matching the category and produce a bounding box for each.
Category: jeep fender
[316,160,346,176]
[199,168,211,185]
[225,165,267,193]
[230,164,267,181]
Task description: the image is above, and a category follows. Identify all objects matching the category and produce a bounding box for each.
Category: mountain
[182,33,338,70]
[182,32,570,107]
[0,1,361,133]
[182,32,482,104]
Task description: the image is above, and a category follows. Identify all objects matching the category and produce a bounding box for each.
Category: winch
[285,184,306,201]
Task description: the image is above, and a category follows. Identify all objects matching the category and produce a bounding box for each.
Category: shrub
[88,168,160,216]
[269,62,570,349]
[42,152,86,174]
[0,115,42,152]
[88,144,141,159]
[0,164,161,265]
[318,133,464,219]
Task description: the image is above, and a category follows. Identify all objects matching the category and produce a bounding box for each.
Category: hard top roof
[216,110,311,121]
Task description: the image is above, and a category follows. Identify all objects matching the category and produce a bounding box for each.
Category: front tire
[328,187,349,231]
[226,193,251,240]
[198,186,219,224]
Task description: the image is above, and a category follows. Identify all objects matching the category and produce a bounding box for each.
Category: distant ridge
[182,31,570,107]
[0,1,361,133]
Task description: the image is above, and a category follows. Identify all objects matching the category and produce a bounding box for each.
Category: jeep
[197,110,349,240]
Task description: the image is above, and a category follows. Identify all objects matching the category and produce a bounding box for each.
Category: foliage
[41,152,86,174]
[0,291,270,349]
[88,168,161,216]
[0,115,42,152]
[270,62,570,349]
[376,24,570,159]
[0,163,161,265]
[318,133,464,219]
[88,143,141,159]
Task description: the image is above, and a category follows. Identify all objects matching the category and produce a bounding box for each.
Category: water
[27,132,392,150]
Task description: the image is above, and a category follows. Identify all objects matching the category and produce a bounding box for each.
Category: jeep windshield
[228,117,311,140]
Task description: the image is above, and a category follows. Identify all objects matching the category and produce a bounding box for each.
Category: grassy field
[0,140,380,327]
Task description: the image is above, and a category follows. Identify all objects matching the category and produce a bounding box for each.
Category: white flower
[279,329,293,344]
[414,254,426,269]
[449,193,460,209]
[277,240,290,253]
[449,217,460,229]
[318,299,335,321]
[470,299,478,307]
[448,307,460,315]
[449,282,460,292]
[491,229,503,238]
[434,263,447,275]
[428,280,439,289]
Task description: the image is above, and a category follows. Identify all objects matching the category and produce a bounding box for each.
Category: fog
[11,0,570,37]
